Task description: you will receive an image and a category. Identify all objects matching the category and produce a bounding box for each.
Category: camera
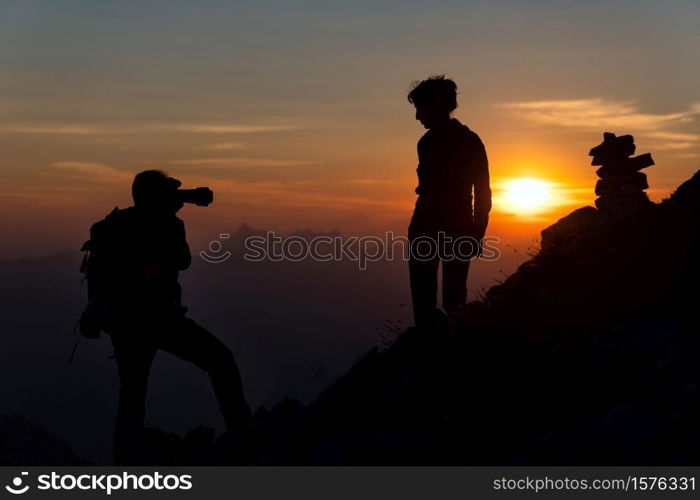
[162,176,213,207]
[176,187,214,207]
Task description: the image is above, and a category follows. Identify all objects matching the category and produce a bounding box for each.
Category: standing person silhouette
[407,75,492,334]
[82,170,250,464]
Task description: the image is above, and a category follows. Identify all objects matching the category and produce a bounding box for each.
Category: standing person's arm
[472,137,492,239]
[415,135,430,195]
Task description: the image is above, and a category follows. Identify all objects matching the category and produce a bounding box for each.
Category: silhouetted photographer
[407,76,492,334]
[79,170,250,464]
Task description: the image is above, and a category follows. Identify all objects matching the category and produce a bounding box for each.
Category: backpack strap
[68,320,81,364]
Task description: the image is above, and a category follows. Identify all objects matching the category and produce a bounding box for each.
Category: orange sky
[0,2,698,259]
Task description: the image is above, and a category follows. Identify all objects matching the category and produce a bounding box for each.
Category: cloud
[646,131,699,142]
[644,131,699,151]
[0,122,298,135]
[652,142,696,150]
[169,157,322,168]
[214,180,403,211]
[339,178,398,185]
[498,98,699,130]
[48,161,130,183]
[498,98,700,152]
[0,125,110,135]
[172,124,296,134]
[200,142,247,151]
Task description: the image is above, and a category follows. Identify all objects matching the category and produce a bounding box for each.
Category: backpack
[70,207,122,362]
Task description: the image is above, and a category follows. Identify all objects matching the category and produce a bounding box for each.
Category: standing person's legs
[442,223,475,314]
[408,252,441,329]
[408,219,441,330]
[442,257,470,313]
[157,316,251,433]
[111,333,157,465]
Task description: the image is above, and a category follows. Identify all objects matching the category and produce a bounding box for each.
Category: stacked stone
[589,132,654,214]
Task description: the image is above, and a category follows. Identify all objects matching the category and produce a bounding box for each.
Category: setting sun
[503,178,552,212]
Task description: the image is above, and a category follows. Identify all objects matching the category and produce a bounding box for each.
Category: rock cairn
[589,132,654,214]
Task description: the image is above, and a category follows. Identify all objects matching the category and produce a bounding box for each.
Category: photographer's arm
[174,218,192,270]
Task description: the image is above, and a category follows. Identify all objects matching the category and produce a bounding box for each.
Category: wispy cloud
[498,99,698,130]
[652,142,696,150]
[498,98,700,152]
[200,142,247,151]
[169,157,322,168]
[48,161,130,183]
[645,131,699,150]
[646,131,699,142]
[0,125,111,135]
[0,122,299,135]
[215,180,404,210]
[173,124,296,134]
[339,178,398,185]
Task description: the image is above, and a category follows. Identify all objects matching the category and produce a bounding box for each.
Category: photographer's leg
[112,335,156,465]
[159,317,251,433]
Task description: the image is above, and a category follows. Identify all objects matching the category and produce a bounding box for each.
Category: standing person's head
[407,75,458,129]
[132,170,183,213]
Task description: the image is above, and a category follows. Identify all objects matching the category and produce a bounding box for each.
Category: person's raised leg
[158,316,251,433]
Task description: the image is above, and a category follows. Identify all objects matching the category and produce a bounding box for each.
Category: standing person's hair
[407,75,458,112]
